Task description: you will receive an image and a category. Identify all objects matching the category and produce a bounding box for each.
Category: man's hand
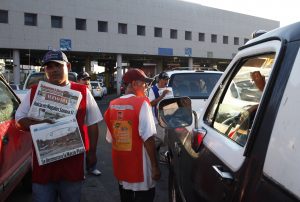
[162,89,170,97]
[16,117,54,131]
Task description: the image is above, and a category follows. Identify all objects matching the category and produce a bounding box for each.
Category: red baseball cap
[122,68,153,84]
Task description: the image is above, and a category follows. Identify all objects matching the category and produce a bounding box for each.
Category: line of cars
[157,22,300,201]
[10,72,107,100]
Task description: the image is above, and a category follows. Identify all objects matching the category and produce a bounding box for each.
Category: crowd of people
[15,50,164,202]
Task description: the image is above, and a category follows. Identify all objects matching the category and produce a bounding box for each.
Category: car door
[0,78,32,195]
[176,40,281,201]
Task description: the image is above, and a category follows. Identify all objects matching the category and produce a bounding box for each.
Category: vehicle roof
[242,21,300,49]
[164,69,223,77]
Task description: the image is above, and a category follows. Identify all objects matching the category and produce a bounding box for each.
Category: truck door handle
[174,142,182,156]
[1,135,9,145]
[212,165,233,182]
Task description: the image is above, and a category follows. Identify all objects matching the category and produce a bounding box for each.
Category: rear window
[169,73,221,99]
[24,73,77,89]
[90,82,99,89]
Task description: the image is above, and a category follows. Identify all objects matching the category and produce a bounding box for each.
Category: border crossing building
[0,0,279,93]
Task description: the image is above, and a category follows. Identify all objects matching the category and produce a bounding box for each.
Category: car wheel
[168,168,181,202]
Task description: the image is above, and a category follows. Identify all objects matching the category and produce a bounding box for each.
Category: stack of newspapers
[29,81,85,166]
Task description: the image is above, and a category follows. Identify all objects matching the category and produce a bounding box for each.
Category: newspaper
[30,116,85,166]
[28,81,82,121]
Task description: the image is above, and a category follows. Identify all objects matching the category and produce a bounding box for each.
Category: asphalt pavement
[6,93,168,202]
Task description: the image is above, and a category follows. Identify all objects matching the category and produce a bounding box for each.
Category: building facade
[0,0,279,93]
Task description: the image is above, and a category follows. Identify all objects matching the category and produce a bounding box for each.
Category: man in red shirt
[15,50,102,202]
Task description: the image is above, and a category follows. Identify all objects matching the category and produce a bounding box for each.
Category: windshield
[90,82,99,88]
[24,72,77,89]
[169,73,221,99]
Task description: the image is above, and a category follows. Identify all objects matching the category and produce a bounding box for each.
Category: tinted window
[169,73,221,99]
[90,82,99,89]
[205,53,275,146]
[0,80,19,122]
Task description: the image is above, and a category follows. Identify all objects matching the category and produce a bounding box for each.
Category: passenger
[104,68,161,202]
[77,72,102,176]
[15,50,103,202]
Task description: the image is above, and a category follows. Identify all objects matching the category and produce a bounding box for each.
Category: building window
[211,34,217,43]
[137,25,146,36]
[98,21,108,32]
[185,31,192,40]
[170,29,177,39]
[154,27,162,37]
[223,36,228,44]
[0,10,8,24]
[234,37,239,45]
[199,33,205,41]
[207,51,213,58]
[118,23,127,34]
[51,16,62,28]
[24,13,37,26]
[244,38,249,44]
[76,18,86,30]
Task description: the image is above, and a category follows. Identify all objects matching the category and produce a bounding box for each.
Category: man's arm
[144,136,161,181]
[150,89,170,106]
[16,117,53,131]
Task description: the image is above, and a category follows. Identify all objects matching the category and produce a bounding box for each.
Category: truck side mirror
[157,97,193,128]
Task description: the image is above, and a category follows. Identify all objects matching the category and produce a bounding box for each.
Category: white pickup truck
[158,22,300,202]
[15,72,77,100]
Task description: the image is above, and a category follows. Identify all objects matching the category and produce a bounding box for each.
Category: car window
[0,80,19,122]
[204,53,275,146]
[169,73,221,99]
[10,84,17,90]
[90,82,99,89]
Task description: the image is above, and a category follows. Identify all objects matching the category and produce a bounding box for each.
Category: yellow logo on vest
[112,120,132,151]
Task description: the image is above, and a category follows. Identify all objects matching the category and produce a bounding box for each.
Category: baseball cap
[122,68,153,84]
[42,50,69,66]
[78,72,91,80]
[158,71,169,80]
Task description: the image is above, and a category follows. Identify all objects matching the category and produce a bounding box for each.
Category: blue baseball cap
[42,50,69,66]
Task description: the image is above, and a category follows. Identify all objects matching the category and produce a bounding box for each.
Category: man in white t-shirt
[15,50,103,202]
[148,72,172,151]
[104,68,160,202]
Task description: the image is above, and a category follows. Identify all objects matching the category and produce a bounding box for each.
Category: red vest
[30,82,87,183]
[104,96,148,182]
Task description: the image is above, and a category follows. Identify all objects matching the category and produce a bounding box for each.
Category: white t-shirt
[148,85,173,124]
[106,94,157,191]
[15,83,103,126]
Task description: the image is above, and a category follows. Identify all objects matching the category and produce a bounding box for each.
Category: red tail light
[191,128,207,153]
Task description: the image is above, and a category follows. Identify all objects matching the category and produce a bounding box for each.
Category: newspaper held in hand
[28,81,82,121]
[30,116,85,166]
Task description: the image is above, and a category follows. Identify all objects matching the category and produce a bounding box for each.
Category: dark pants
[119,184,155,202]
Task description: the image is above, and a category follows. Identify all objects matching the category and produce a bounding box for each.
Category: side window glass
[0,81,19,122]
[205,53,275,146]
